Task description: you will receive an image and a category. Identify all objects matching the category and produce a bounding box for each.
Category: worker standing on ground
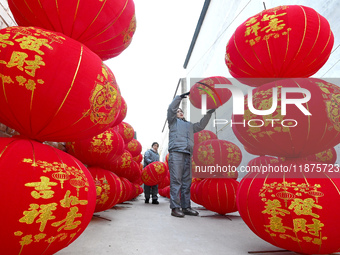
[167,92,214,217]
[143,142,160,204]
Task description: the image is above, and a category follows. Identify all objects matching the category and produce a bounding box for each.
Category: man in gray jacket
[143,142,160,204]
[167,92,214,217]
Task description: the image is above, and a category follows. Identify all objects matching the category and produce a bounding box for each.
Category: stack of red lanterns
[0,0,138,254]
[189,129,242,215]
[225,5,340,254]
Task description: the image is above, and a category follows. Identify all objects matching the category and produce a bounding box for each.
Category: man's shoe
[152,200,159,204]
[171,208,185,218]
[182,207,199,216]
[145,199,149,204]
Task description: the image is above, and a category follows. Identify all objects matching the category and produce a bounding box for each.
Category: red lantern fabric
[304,148,337,164]
[0,137,96,255]
[111,97,127,127]
[232,78,340,158]
[88,167,122,213]
[200,178,239,215]
[132,154,143,164]
[159,186,170,199]
[194,130,218,145]
[113,122,134,144]
[193,139,241,179]
[190,178,204,205]
[117,177,133,204]
[158,170,170,189]
[125,138,142,157]
[65,128,125,168]
[0,26,121,142]
[141,161,167,186]
[189,76,232,109]
[247,156,280,168]
[120,160,141,184]
[107,150,133,177]
[130,183,143,200]
[225,5,334,87]
[8,0,136,61]
[237,159,340,254]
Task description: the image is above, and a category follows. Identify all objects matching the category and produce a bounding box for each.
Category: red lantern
[190,178,204,205]
[125,138,142,157]
[158,170,170,189]
[193,139,241,179]
[120,160,141,184]
[88,167,122,212]
[65,128,125,168]
[304,148,337,164]
[112,122,134,144]
[141,161,167,186]
[8,0,136,61]
[159,186,170,199]
[200,178,239,215]
[189,76,232,109]
[0,137,96,255]
[117,177,133,204]
[0,26,121,142]
[132,154,143,164]
[225,5,334,86]
[130,183,143,200]
[232,78,340,158]
[237,159,340,254]
[107,150,133,177]
[111,97,127,127]
[247,156,280,168]
[194,130,218,145]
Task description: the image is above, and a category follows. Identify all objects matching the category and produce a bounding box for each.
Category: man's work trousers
[144,184,158,200]
[168,151,192,209]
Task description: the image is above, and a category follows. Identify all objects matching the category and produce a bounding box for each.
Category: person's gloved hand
[180,92,190,98]
[207,109,215,114]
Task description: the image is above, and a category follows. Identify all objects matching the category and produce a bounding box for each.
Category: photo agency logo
[190,78,312,129]
[189,78,313,178]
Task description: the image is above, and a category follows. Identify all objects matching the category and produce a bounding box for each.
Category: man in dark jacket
[143,142,160,204]
[167,92,214,217]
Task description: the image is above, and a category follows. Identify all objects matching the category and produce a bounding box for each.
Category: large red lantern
[193,139,241,179]
[111,97,127,127]
[304,148,337,164]
[65,128,125,169]
[107,150,133,177]
[141,161,167,186]
[200,178,239,215]
[88,167,122,213]
[119,160,141,184]
[112,122,134,144]
[0,137,96,255]
[130,183,143,200]
[132,153,143,164]
[117,177,133,204]
[190,179,203,205]
[225,5,334,86]
[0,26,121,142]
[189,76,232,109]
[125,138,142,157]
[232,78,340,158]
[194,130,218,145]
[159,186,170,199]
[237,159,340,254]
[8,0,136,61]
[158,170,170,189]
[247,156,280,168]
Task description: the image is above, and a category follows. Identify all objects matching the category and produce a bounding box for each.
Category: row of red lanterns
[185,4,340,255]
[223,5,340,255]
